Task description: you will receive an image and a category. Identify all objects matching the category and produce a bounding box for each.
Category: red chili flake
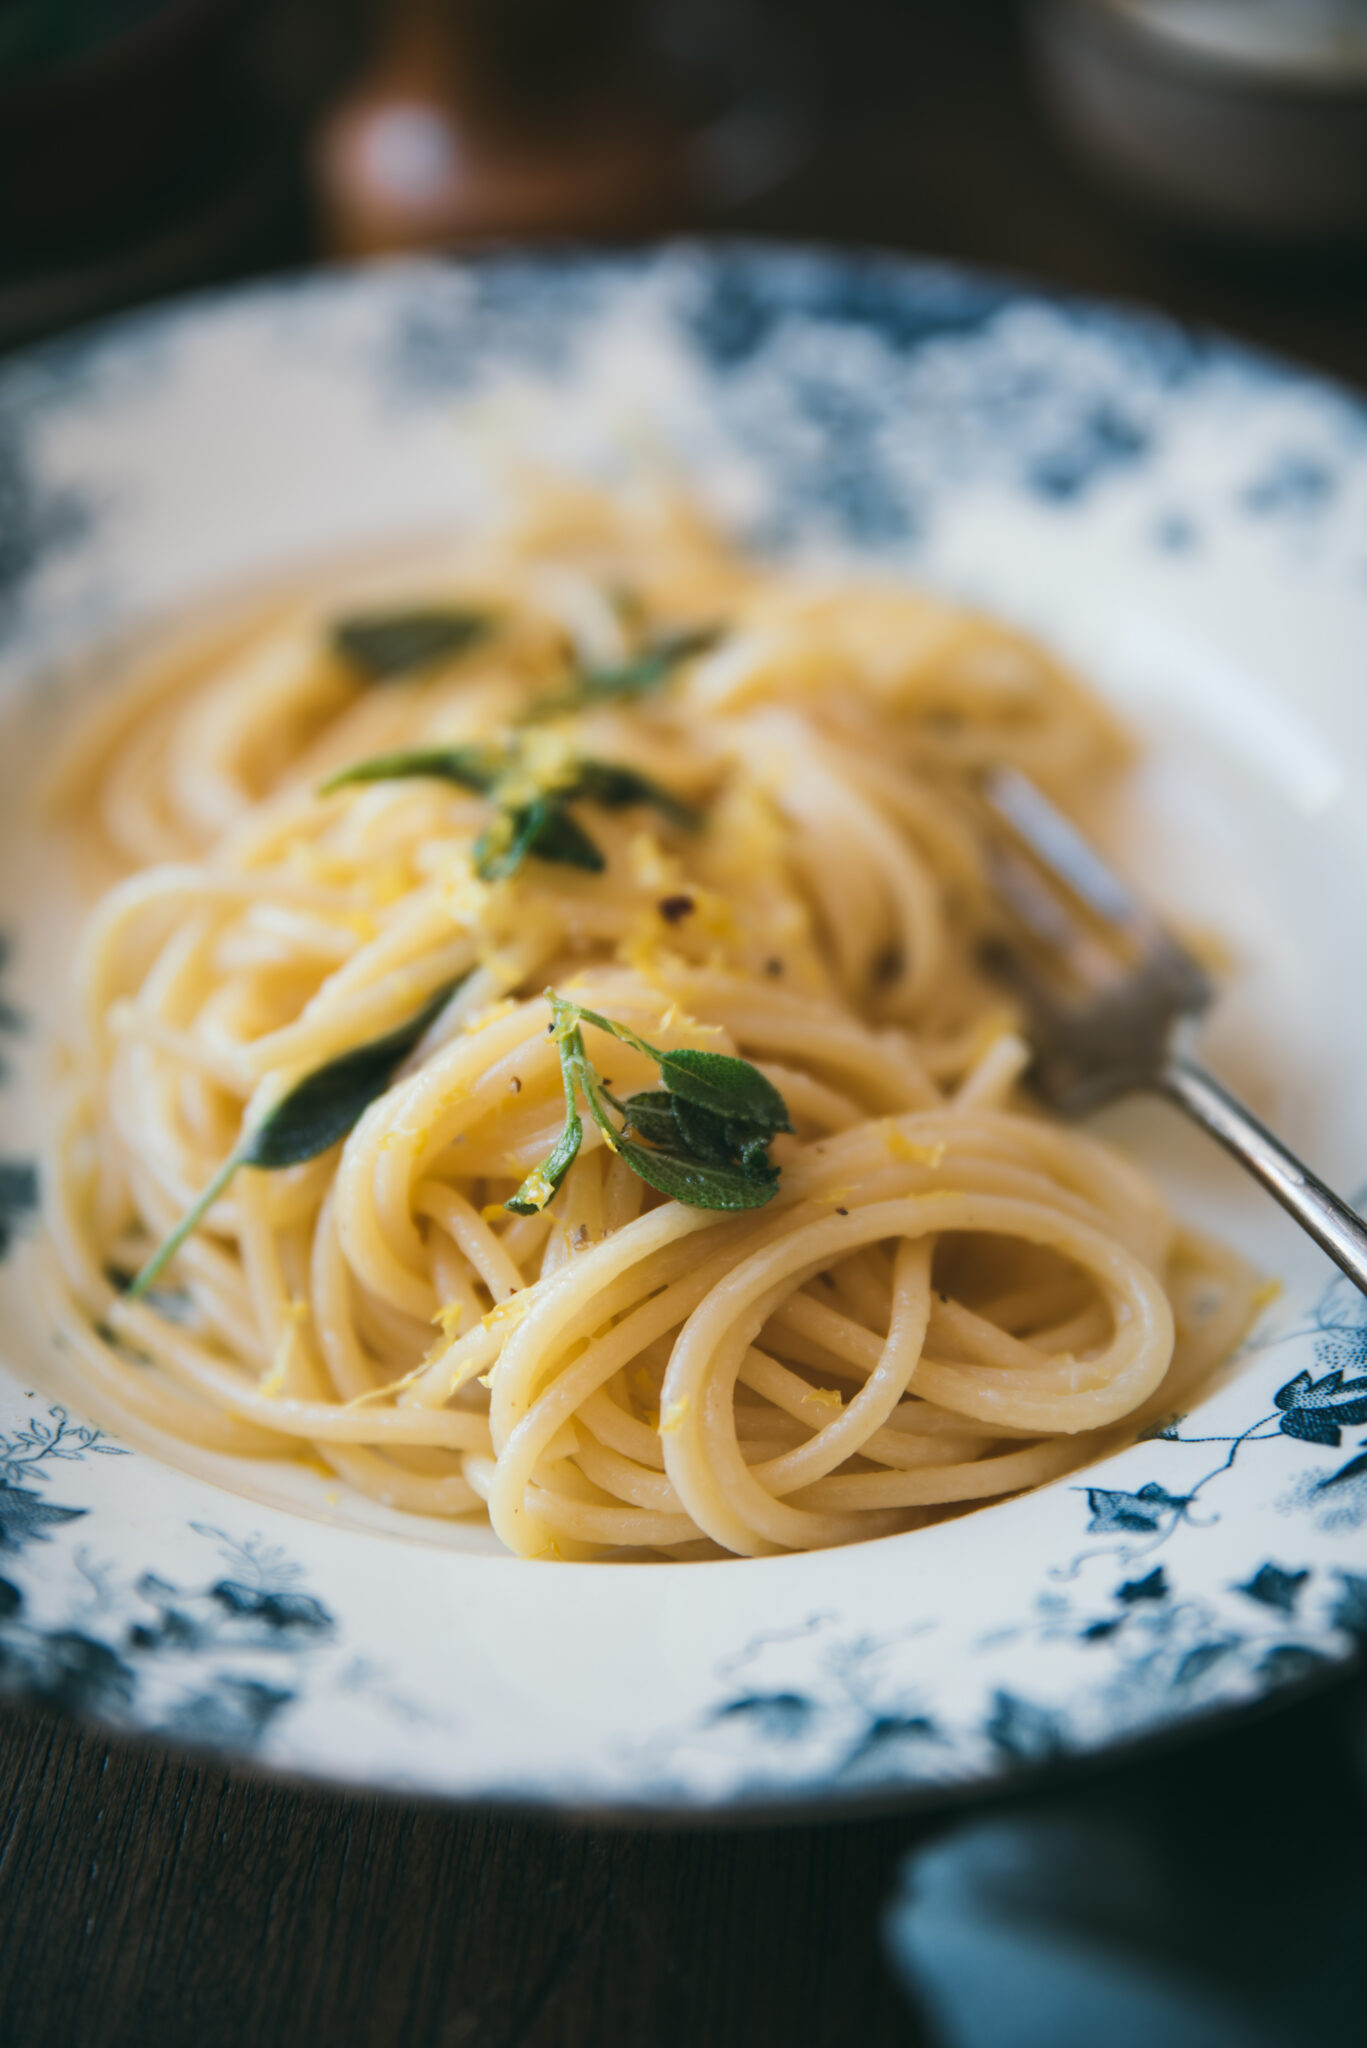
[658,894,695,924]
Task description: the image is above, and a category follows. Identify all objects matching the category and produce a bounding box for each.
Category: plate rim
[2,237,1366,1815]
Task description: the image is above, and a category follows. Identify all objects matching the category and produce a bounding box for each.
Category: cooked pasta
[41,484,1257,1560]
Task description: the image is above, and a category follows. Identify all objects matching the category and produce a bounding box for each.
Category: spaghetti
[42,486,1256,1559]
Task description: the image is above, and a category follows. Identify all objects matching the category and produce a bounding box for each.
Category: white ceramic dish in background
[1029,0,1367,242]
[1,245,1366,1816]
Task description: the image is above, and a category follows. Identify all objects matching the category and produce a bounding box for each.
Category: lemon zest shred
[886,1129,947,1168]
[482,1293,529,1333]
[508,1165,558,1211]
[342,1357,432,1409]
[659,1396,690,1435]
[448,1351,490,1396]
[467,997,517,1033]
[261,1297,310,1396]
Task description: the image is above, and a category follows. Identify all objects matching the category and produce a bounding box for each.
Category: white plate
[1,246,1366,1814]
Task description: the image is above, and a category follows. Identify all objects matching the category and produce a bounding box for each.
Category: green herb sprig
[126,975,469,1301]
[523,624,721,722]
[331,608,493,682]
[321,743,698,883]
[507,995,792,1216]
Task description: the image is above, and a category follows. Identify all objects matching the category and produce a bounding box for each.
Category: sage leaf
[615,1090,680,1151]
[509,994,790,1217]
[666,1094,735,1166]
[650,1046,792,1131]
[473,797,605,882]
[518,801,608,872]
[506,1054,583,1214]
[735,1131,783,1183]
[668,1095,778,1183]
[572,760,699,830]
[322,740,693,884]
[525,624,721,718]
[126,974,469,1300]
[321,745,504,797]
[332,608,492,681]
[243,976,466,1168]
[573,1007,790,1132]
[616,1138,778,1211]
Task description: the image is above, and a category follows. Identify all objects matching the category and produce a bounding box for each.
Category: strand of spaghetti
[104,1299,495,1446]
[790,1437,1085,1511]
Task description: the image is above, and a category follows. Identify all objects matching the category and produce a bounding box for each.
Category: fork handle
[1157,1056,1367,1298]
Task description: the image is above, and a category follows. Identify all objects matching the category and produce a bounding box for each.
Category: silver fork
[979,765,1367,1300]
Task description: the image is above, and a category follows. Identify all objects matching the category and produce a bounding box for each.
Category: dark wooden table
[3,5,1366,2043]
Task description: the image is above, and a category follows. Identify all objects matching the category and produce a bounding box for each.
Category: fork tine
[984,838,1122,990]
[981,767,1150,930]
[978,766,1212,1013]
[973,790,1367,1306]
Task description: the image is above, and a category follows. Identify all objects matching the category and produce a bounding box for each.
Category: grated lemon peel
[482,1293,529,1333]
[886,1129,947,1169]
[467,997,518,1034]
[261,1297,310,1396]
[343,1357,432,1409]
[659,1396,690,1435]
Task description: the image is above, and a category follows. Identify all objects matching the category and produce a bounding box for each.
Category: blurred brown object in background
[314,0,815,254]
[1028,0,1367,247]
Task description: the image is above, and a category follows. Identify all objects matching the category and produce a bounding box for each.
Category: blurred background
[3,0,1367,381]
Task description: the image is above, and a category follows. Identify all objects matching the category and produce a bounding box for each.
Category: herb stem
[507,992,790,1217]
[126,1147,244,1302]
